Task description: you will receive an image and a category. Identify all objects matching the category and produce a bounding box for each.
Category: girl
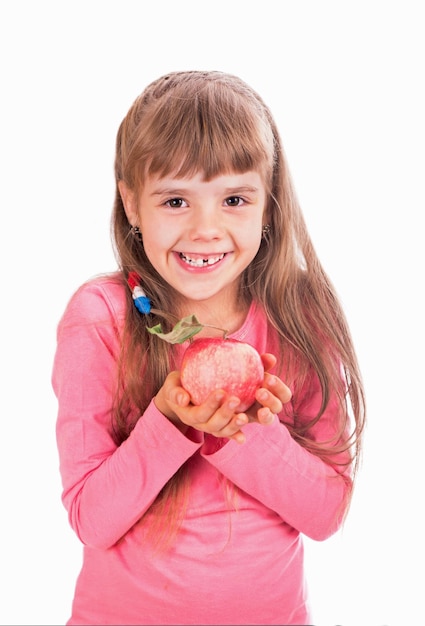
[52,70,365,625]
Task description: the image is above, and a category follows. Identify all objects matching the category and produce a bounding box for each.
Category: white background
[1,1,424,624]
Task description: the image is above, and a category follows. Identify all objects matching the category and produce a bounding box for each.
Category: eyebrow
[224,186,259,194]
[151,185,260,196]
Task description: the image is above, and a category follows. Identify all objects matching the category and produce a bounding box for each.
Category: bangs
[127,74,275,188]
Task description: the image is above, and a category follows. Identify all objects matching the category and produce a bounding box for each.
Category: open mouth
[179,252,225,267]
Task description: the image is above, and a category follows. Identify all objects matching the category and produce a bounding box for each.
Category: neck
[178,297,250,338]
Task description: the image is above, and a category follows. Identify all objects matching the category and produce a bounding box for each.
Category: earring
[262,224,271,238]
[131,225,143,242]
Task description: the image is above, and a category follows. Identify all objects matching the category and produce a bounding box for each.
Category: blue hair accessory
[127,271,152,314]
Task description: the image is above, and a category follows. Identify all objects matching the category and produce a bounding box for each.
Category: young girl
[52,70,365,625]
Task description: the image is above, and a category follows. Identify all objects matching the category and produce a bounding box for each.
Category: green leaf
[146,315,204,344]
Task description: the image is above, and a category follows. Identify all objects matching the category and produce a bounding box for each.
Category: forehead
[143,169,267,195]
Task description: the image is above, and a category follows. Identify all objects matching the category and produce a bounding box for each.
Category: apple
[180,337,264,411]
[147,314,264,411]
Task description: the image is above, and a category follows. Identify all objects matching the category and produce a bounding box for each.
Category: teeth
[180,253,225,267]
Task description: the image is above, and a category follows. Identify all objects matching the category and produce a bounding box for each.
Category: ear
[118,180,138,226]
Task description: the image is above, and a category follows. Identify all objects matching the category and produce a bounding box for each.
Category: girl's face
[120,170,267,316]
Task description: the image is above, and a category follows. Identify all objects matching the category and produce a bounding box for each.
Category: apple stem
[193,323,229,340]
[146,314,229,344]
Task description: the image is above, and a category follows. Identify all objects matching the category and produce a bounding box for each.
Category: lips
[178,252,225,267]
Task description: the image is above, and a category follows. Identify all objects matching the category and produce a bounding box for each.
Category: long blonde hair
[110,70,366,542]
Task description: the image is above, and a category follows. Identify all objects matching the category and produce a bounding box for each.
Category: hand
[154,352,292,444]
[154,371,250,443]
[247,352,292,425]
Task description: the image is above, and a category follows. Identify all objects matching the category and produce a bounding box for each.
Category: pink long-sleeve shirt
[52,274,351,625]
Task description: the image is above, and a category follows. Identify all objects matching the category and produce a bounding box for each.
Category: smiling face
[119,170,267,320]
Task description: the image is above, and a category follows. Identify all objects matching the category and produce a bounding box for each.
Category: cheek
[142,237,161,261]
[141,228,172,268]
[241,227,262,253]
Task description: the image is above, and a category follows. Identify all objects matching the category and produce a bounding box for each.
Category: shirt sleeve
[52,280,203,550]
[200,371,352,541]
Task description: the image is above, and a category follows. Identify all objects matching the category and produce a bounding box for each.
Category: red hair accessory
[127,272,152,314]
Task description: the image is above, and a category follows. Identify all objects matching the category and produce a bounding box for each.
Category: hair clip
[127,272,152,314]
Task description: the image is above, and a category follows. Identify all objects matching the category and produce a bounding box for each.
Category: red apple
[180,337,264,411]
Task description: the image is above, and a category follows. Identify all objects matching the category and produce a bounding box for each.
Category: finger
[162,373,191,409]
[202,394,244,432]
[214,411,249,443]
[262,372,292,403]
[174,390,231,429]
[189,390,230,423]
[255,373,292,415]
[261,352,277,372]
[256,406,276,425]
[255,386,283,415]
[171,388,191,408]
[229,430,247,444]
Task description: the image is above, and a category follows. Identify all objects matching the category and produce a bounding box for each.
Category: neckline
[228,300,258,341]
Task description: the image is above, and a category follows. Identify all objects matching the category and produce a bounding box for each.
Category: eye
[165,197,187,209]
[224,196,244,207]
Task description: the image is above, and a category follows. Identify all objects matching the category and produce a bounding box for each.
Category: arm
[201,373,352,541]
[52,281,203,550]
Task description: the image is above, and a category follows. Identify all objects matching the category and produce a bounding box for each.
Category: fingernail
[257,390,268,402]
[265,412,274,424]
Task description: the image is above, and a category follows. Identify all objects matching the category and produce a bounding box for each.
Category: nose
[189,207,223,241]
